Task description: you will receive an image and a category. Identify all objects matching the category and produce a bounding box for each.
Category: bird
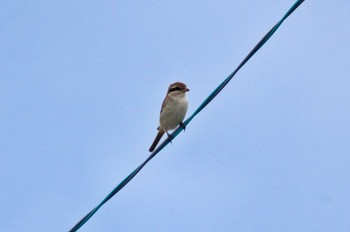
[149,82,189,152]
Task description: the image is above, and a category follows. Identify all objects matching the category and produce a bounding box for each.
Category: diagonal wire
[69,0,305,231]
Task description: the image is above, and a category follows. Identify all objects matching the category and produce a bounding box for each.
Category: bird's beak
[185,88,189,92]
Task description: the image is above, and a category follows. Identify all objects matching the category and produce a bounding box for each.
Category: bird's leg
[179,122,186,131]
[166,130,173,144]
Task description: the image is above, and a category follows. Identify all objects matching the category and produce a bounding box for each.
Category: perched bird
[149,82,189,152]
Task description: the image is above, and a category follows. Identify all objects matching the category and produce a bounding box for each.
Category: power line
[69,1,305,231]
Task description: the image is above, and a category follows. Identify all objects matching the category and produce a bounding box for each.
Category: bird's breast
[159,95,188,131]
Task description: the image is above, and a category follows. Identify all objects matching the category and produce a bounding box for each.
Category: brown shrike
[149,82,189,152]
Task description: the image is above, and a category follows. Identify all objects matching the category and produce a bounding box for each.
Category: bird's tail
[149,131,164,152]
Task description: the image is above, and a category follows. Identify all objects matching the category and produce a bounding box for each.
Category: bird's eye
[169,87,181,92]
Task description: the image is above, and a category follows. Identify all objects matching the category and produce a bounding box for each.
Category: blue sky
[1,1,350,231]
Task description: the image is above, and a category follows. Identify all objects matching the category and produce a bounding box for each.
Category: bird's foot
[179,122,186,131]
[166,131,174,144]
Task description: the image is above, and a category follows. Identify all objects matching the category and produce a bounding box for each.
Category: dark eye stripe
[169,87,181,92]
